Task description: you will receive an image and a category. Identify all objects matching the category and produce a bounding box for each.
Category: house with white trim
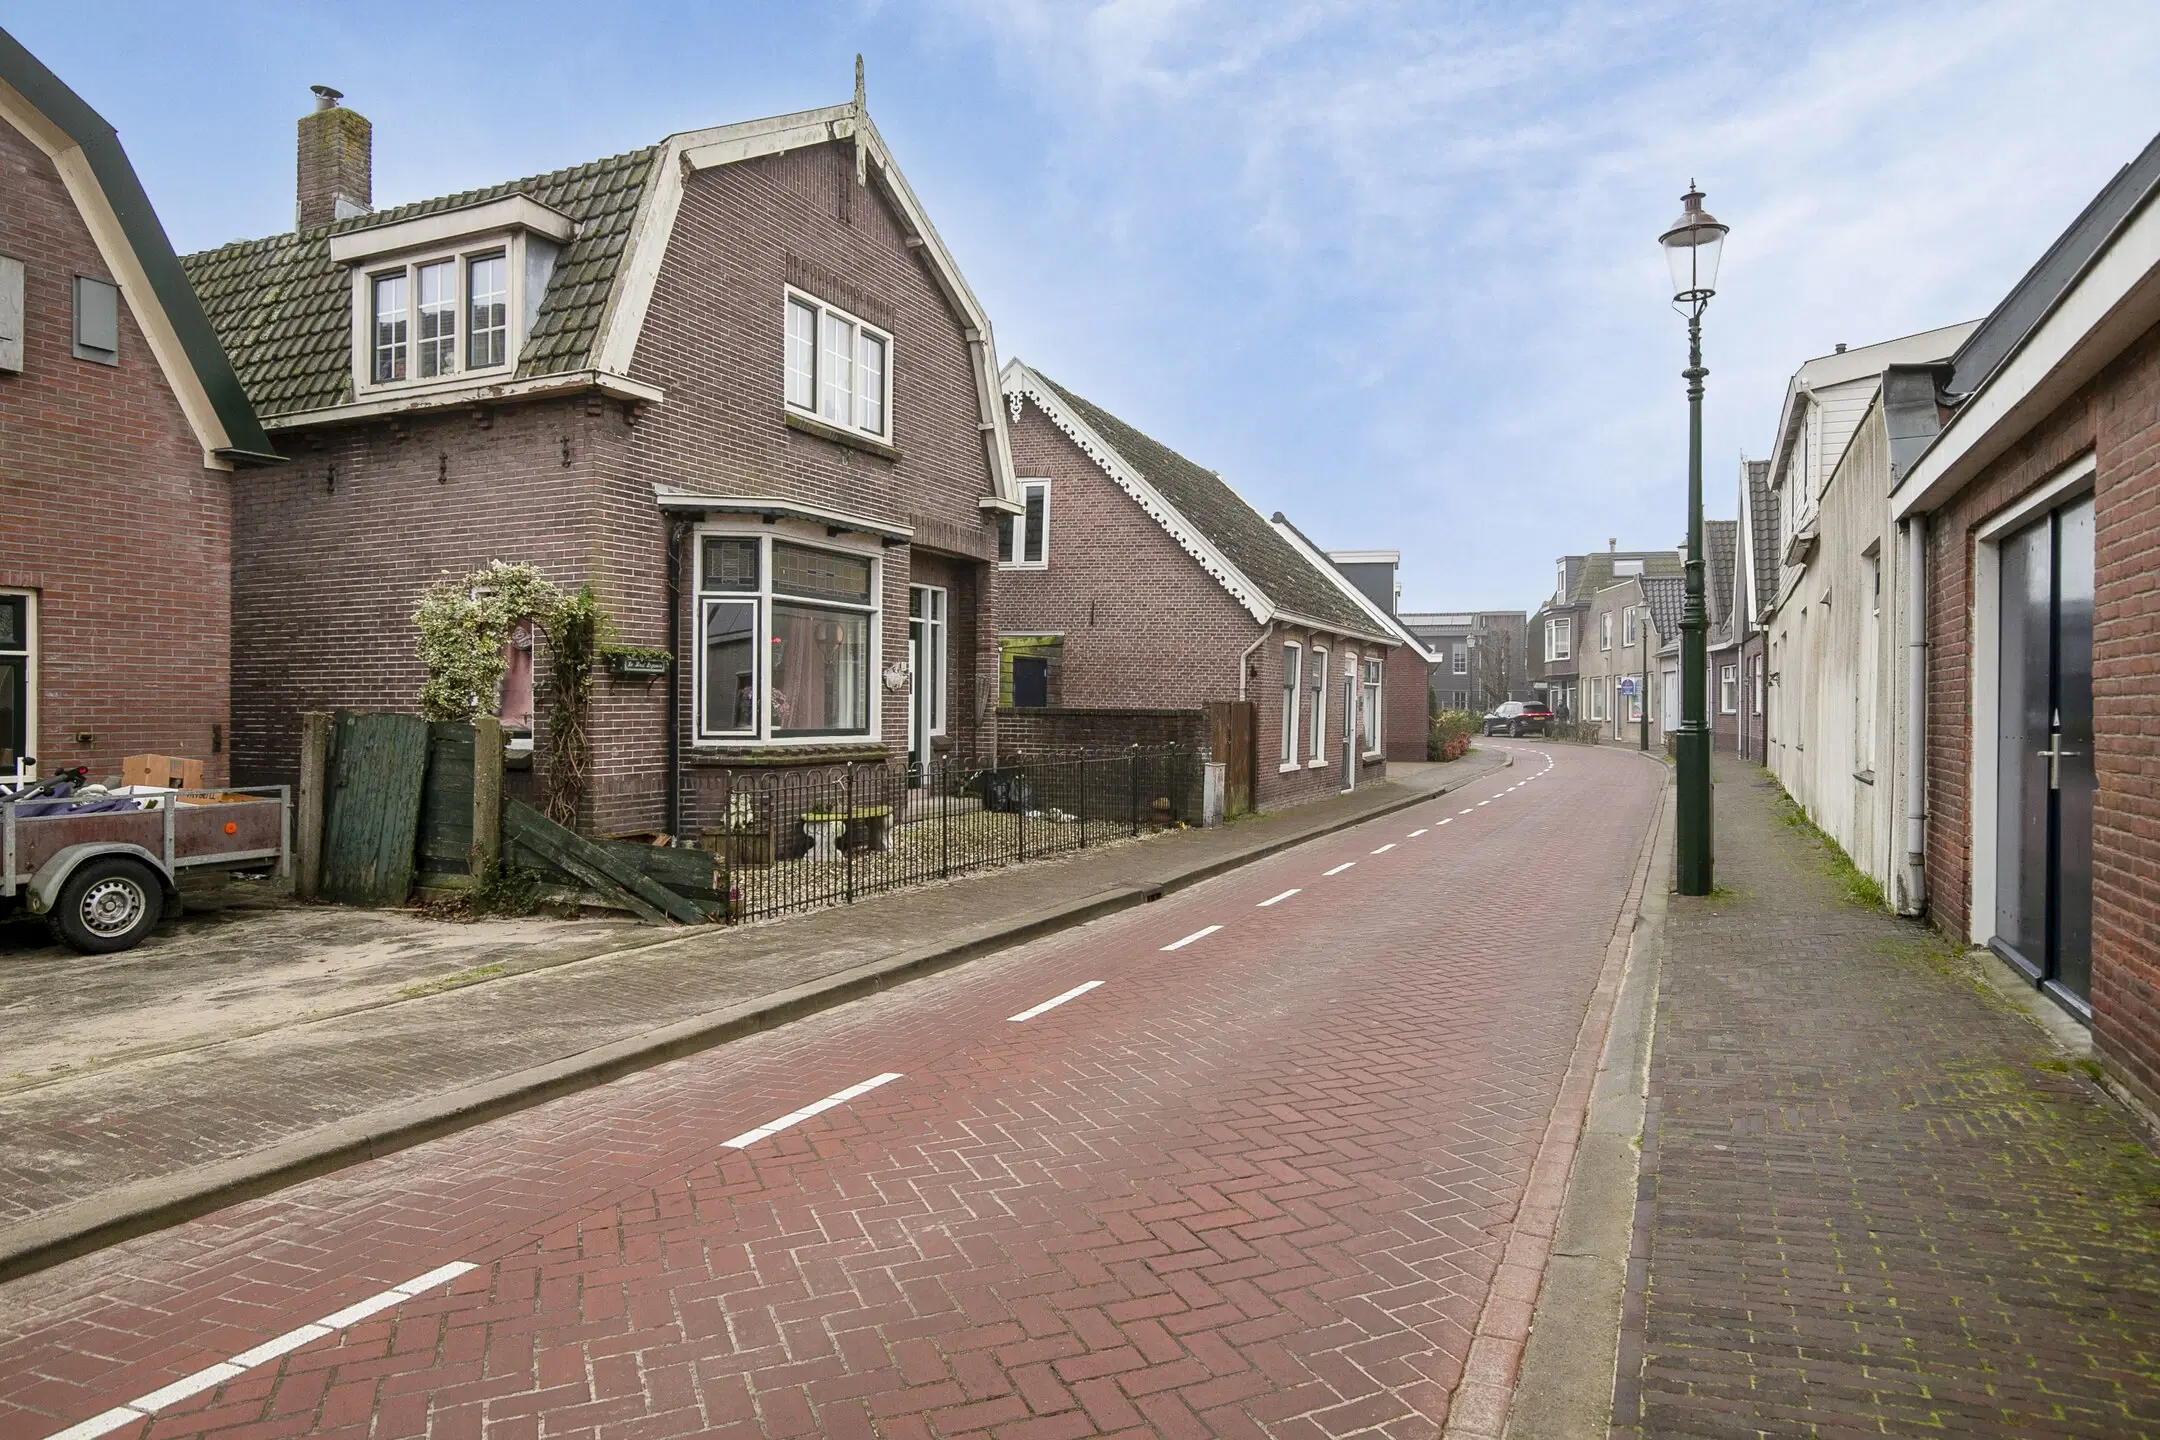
[0,31,274,787]
[998,361,1401,809]
[183,65,1022,835]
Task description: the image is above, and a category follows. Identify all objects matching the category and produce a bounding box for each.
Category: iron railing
[697,745,1193,923]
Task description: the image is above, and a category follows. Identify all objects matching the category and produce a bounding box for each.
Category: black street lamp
[1660,183,1727,895]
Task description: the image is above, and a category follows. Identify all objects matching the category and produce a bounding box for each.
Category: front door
[906,585,945,788]
[1995,496,2096,1012]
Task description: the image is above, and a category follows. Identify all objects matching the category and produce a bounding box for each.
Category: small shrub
[1430,709,1478,761]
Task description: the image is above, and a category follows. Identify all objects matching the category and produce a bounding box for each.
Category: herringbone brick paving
[0,744,1659,1439]
[1617,756,2160,1438]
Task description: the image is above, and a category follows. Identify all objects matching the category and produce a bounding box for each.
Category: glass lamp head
[1660,183,1727,301]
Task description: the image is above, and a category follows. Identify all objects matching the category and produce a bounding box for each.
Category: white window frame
[1751,656,1765,716]
[691,523,884,747]
[1719,663,1738,716]
[1280,641,1302,769]
[1623,606,1638,647]
[1452,643,1468,676]
[0,589,36,778]
[1626,686,1644,724]
[783,286,894,441]
[1547,617,1572,662]
[1362,656,1383,757]
[1308,647,1328,765]
[909,583,947,738]
[351,241,528,395]
[1601,611,1613,651]
[1000,478,1051,570]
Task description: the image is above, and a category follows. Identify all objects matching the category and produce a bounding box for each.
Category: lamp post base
[1676,726,1713,894]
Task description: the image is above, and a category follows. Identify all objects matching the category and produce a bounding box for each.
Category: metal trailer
[1,786,290,953]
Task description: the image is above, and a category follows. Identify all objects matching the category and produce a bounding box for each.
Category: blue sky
[12,1,2160,611]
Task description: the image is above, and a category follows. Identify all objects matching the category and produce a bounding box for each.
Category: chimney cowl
[310,84,343,111]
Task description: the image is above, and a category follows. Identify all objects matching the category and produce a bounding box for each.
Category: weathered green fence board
[502,800,708,925]
[321,711,430,906]
[416,722,476,877]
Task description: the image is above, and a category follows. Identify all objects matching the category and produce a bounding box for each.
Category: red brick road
[0,744,1660,1440]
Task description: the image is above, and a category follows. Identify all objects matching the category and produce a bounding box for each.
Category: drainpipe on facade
[1238,623,1274,703]
[1901,514,1928,915]
[665,520,687,839]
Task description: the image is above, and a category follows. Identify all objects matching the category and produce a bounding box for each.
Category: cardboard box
[122,754,203,791]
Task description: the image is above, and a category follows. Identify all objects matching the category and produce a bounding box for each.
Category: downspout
[665,519,688,838]
[1238,622,1275,703]
[1901,514,1928,915]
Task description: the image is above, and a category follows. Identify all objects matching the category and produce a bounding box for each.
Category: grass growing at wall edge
[1771,784,1889,912]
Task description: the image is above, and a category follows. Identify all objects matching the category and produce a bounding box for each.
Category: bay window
[695,531,878,742]
[785,289,891,440]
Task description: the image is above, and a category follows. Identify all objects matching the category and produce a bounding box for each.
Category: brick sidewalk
[0,753,1508,1273]
[1615,755,2160,1436]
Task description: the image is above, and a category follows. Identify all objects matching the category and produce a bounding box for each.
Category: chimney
[1608,537,1617,552]
[296,85,371,230]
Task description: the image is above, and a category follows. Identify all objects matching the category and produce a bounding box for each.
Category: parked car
[1483,701,1553,737]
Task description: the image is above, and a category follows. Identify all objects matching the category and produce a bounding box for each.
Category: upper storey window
[786,289,891,440]
[333,195,573,396]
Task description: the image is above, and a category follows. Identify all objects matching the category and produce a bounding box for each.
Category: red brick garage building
[1891,129,2160,1115]
[0,33,275,787]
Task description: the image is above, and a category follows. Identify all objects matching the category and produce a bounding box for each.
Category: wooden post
[470,716,503,884]
[294,711,332,900]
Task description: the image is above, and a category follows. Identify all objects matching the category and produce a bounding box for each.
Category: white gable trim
[1003,359,1275,625]
[1269,521,1417,653]
[0,76,235,469]
[590,99,1018,507]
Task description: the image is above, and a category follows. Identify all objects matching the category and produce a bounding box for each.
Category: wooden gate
[320,710,430,905]
[1207,700,1255,816]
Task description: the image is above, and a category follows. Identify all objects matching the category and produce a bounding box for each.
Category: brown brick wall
[1384,642,1429,761]
[230,139,1003,838]
[1922,323,2160,1107]
[0,119,232,785]
[1003,399,1387,809]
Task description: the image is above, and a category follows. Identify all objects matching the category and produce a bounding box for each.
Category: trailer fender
[26,844,176,917]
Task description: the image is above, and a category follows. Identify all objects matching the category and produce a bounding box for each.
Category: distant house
[0,31,274,787]
[1890,129,2160,1109]
[1528,546,1682,720]
[998,361,1401,807]
[1578,577,1657,743]
[1733,458,1775,763]
[1287,540,1436,765]
[1398,611,1528,714]
[1647,521,1737,750]
[183,73,1023,835]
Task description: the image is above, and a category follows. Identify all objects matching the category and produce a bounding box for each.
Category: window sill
[1306,759,1328,769]
[1277,761,1304,774]
[687,742,890,767]
[1853,768,1875,786]
[785,408,901,462]
[998,561,1049,572]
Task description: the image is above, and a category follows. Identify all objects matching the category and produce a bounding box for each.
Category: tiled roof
[1032,372,1379,636]
[1564,550,1683,607]
[180,147,657,418]
[1746,459,1777,622]
[1706,519,1738,643]
[1644,575,1686,645]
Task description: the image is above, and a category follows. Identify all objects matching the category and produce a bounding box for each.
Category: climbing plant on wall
[413,561,611,826]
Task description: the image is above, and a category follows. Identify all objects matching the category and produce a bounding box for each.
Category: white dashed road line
[1008,981,1104,1023]
[1323,862,1356,876]
[1371,843,1395,854]
[722,1073,902,1149]
[1161,925,1223,952]
[1409,828,1428,837]
[1258,888,1301,907]
[45,1262,478,1440]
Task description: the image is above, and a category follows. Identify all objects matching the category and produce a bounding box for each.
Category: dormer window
[332,195,575,396]
[785,288,892,440]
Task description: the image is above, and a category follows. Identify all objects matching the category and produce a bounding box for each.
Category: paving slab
[1611,754,2160,1437]
[0,752,1508,1279]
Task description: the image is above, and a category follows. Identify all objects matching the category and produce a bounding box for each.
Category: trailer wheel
[49,857,165,954]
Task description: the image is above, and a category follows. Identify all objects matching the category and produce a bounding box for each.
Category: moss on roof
[179,147,656,417]
[1033,372,1380,637]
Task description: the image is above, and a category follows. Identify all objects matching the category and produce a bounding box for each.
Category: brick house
[1578,577,1656,743]
[1888,129,2160,1109]
[182,73,1024,835]
[0,31,275,787]
[1285,539,1436,766]
[997,361,1401,807]
[1643,524,1736,751]
[1733,458,1774,763]
[1529,546,1682,721]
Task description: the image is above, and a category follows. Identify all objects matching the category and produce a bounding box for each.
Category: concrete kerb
[1443,765,1671,1440]
[0,752,1511,1284]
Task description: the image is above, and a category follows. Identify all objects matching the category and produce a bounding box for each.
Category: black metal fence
[699,745,1193,923]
